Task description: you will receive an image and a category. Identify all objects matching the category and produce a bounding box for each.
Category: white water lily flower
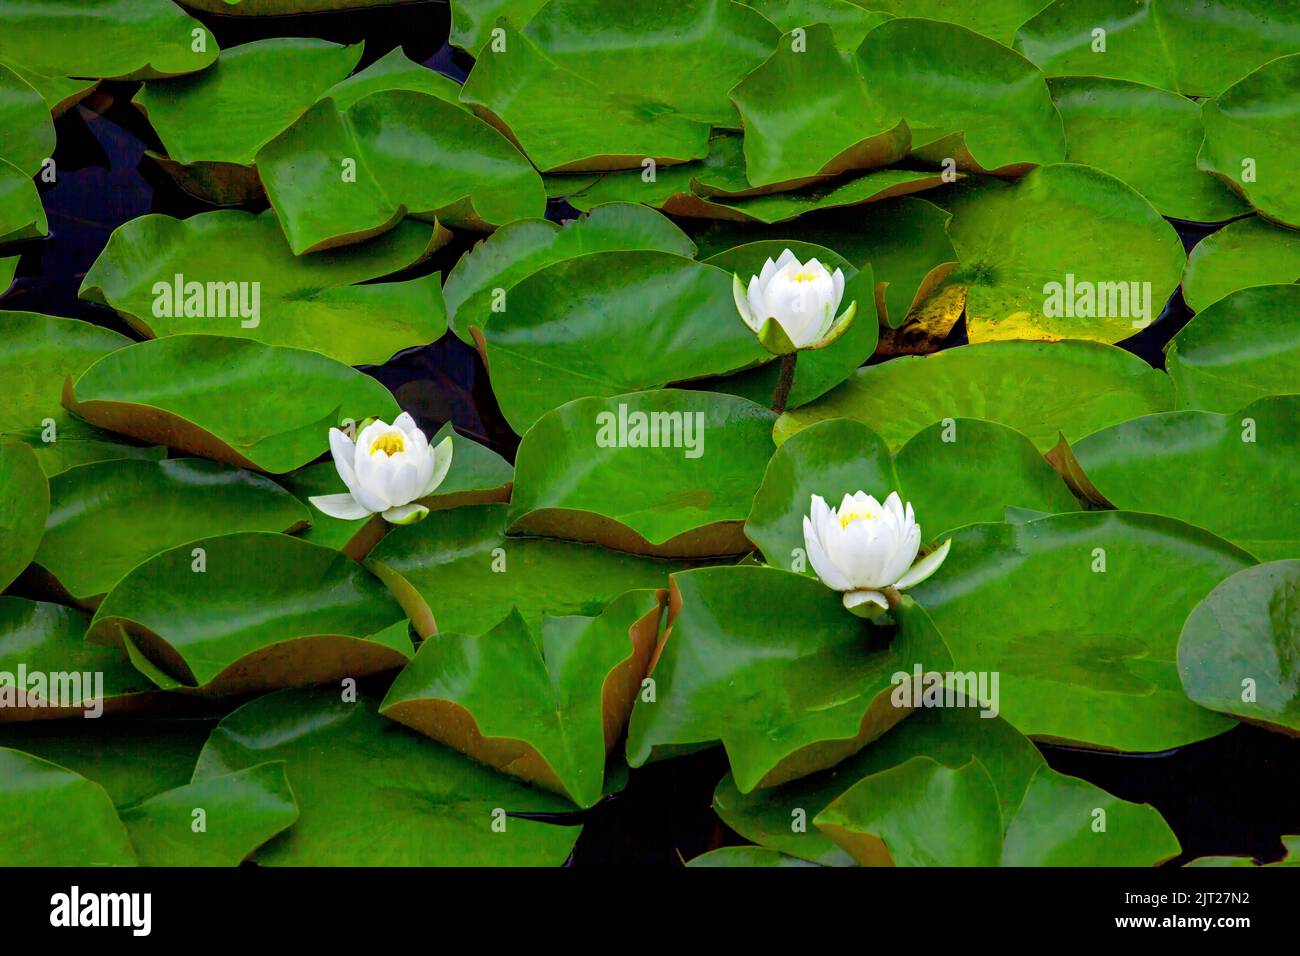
[733,248,856,353]
[802,491,951,616]
[309,413,452,526]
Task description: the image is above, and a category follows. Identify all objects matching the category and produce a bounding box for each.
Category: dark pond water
[5,0,1297,867]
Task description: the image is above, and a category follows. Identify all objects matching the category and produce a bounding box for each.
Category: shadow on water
[2,0,1296,867]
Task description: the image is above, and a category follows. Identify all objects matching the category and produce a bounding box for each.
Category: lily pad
[366,503,695,637]
[775,340,1175,452]
[0,255,16,294]
[686,846,819,866]
[1199,54,1300,229]
[86,531,413,696]
[0,60,97,117]
[853,0,1053,45]
[1071,395,1300,561]
[282,422,513,558]
[908,510,1252,751]
[1049,75,1249,223]
[34,458,310,605]
[0,158,46,243]
[729,23,908,188]
[710,168,949,225]
[742,0,891,49]
[0,61,55,177]
[715,708,1045,865]
[1182,217,1300,313]
[475,251,767,434]
[382,590,663,807]
[65,334,401,474]
[1178,560,1300,735]
[81,209,447,366]
[183,0,420,11]
[120,763,298,867]
[0,597,158,720]
[625,567,952,792]
[943,164,1185,342]
[0,0,218,82]
[0,748,136,866]
[258,89,546,254]
[747,418,1078,571]
[694,197,958,328]
[193,686,581,865]
[0,441,47,591]
[450,0,550,52]
[444,202,695,344]
[856,18,1065,175]
[323,47,468,113]
[1165,285,1300,413]
[508,390,775,557]
[135,38,362,205]
[1015,0,1300,97]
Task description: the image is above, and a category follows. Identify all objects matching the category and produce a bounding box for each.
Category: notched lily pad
[1181,217,1300,313]
[86,532,413,697]
[64,334,400,474]
[508,390,776,557]
[382,590,664,807]
[626,567,953,792]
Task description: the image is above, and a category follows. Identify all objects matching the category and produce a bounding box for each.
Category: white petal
[382,502,430,525]
[842,589,888,612]
[352,451,393,512]
[386,461,422,507]
[423,435,454,495]
[881,522,922,586]
[831,268,845,311]
[734,273,756,328]
[803,515,853,591]
[328,427,360,495]
[895,539,952,590]
[747,275,766,329]
[773,248,799,272]
[392,411,418,435]
[758,256,780,284]
[309,492,372,520]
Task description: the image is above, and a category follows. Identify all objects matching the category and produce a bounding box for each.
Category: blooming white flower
[802,491,951,616]
[309,413,452,526]
[733,248,856,354]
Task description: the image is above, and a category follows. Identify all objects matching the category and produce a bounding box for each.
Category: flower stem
[771,352,797,415]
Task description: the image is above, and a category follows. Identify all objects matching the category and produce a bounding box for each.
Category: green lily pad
[65,334,400,474]
[282,422,513,559]
[322,47,468,113]
[0,441,46,591]
[0,61,54,177]
[81,209,446,366]
[743,0,891,49]
[555,132,746,213]
[1182,217,1300,313]
[34,458,310,605]
[943,164,1185,342]
[0,748,136,865]
[694,197,958,328]
[119,763,299,867]
[729,23,908,188]
[1071,395,1300,561]
[816,756,1005,865]
[459,22,715,173]
[0,158,46,243]
[183,0,421,11]
[1049,75,1249,223]
[710,167,950,225]
[747,417,1078,571]
[855,0,1053,45]
[258,89,546,254]
[908,510,1251,751]
[382,590,663,807]
[0,716,215,807]
[134,38,363,205]
[1199,54,1300,229]
[0,60,97,117]
[28,438,166,479]
[366,502,694,637]
[0,255,16,294]
[625,567,952,792]
[193,687,581,865]
[0,0,218,82]
[775,340,1174,452]
[86,532,412,696]
[0,597,158,719]
[857,17,1065,174]
[444,202,695,344]
[508,390,775,557]
[715,707,1046,865]
[476,251,767,434]
[1015,0,1300,97]
[1178,560,1300,735]
[686,846,821,866]
[450,0,549,52]
[1001,765,1180,865]
[1165,285,1300,413]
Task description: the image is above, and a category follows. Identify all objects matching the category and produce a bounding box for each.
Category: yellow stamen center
[839,509,875,528]
[369,432,405,457]
[792,271,819,283]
